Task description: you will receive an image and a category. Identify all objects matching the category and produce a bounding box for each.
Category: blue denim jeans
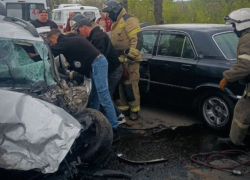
[89,55,118,129]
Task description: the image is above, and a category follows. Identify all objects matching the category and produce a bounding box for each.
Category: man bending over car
[47,29,120,142]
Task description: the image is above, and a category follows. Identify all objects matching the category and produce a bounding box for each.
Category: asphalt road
[105,98,250,180]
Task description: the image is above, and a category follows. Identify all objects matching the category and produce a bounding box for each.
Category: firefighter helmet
[224,8,250,31]
[102,0,123,22]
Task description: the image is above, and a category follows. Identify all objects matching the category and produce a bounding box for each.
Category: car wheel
[199,91,234,131]
[73,108,113,167]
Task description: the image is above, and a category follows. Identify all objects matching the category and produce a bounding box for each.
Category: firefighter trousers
[115,61,140,113]
[230,95,250,145]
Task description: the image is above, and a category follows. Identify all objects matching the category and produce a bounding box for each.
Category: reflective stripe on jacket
[110,8,143,61]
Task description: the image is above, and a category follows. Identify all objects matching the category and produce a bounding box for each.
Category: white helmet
[224,8,250,31]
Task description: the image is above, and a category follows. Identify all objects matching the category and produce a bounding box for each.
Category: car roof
[0,16,43,42]
[53,6,99,11]
[142,24,233,34]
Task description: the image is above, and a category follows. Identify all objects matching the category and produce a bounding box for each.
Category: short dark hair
[47,29,61,39]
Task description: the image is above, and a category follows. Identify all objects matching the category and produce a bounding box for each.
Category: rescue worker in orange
[102,0,143,120]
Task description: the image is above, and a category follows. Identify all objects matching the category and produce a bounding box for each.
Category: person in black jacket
[73,15,126,125]
[30,9,58,29]
[47,29,120,142]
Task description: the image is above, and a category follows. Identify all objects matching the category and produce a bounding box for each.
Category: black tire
[199,91,235,131]
[74,108,113,167]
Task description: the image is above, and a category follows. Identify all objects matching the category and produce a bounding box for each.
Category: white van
[2,0,49,21]
[57,4,81,9]
[52,6,101,33]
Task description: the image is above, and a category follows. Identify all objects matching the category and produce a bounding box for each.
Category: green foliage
[128,0,250,24]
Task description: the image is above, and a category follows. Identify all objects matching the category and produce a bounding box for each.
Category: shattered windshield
[0,38,54,87]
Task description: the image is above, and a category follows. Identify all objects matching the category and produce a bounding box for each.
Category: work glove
[69,71,84,84]
[219,78,227,91]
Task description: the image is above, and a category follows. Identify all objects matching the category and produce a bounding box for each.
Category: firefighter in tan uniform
[102,1,143,120]
[218,8,250,148]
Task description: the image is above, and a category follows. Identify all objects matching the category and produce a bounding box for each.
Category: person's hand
[219,78,227,91]
[28,53,39,58]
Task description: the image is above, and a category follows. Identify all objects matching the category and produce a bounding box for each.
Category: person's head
[102,0,123,22]
[38,9,48,23]
[224,8,250,38]
[69,12,74,18]
[72,15,93,38]
[101,12,107,19]
[47,29,61,45]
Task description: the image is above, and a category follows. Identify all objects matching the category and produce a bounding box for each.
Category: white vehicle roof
[52,6,99,12]
[57,4,81,8]
[0,16,43,41]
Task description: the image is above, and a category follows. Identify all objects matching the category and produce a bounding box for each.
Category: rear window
[6,3,45,21]
[213,32,238,60]
[83,11,95,20]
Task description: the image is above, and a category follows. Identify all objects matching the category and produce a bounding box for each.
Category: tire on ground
[76,108,113,167]
[199,91,235,131]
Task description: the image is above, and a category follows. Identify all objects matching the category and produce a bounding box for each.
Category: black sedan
[139,24,244,131]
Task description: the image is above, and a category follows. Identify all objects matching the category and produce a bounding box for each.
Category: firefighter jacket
[110,8,143,62]
[223,31,250,96]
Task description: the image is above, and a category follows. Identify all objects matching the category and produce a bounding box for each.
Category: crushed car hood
[0,89,82,173]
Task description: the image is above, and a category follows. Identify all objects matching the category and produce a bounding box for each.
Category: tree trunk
[153,0,164,24]
[122,0,128,12]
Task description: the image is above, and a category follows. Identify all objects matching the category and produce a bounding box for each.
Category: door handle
[181,64,191,70]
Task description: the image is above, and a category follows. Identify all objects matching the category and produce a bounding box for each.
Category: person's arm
[124,17,143,60]
[223,36,250,82]
[50,41,68,57]
[50,20,58,29]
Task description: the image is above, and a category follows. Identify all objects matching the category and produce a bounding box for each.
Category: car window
[29,3,45,20]
[182,37,195,59]
[141,31,158,54]
[54,11,61,21]
[83,11,95,20]
[6,3,22,19]
[6,3,45,21]
[0,39,54,87]
[213,32,238,60]
[158,34,194,59]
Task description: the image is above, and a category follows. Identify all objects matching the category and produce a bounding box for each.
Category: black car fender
[193,83,239,105]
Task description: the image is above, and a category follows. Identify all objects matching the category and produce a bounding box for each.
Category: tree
[153,0,163,24]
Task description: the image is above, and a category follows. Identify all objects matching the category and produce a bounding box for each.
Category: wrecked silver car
[0,15,113,179]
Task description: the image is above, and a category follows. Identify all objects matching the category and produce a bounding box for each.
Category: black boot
[130,111,139,121]
[113,129,120,144]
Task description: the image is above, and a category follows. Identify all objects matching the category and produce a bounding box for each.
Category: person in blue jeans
[90,55,119,130]
[47,29,120,142]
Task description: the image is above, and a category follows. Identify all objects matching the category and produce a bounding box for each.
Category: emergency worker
[47,29,120,142]
[102,0,143,120]
[73,15,126,125]
[218,8,250,148]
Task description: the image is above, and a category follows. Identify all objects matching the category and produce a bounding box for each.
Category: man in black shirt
[73,15,126,125]
[47,29,120,142]
[30,9,58,29]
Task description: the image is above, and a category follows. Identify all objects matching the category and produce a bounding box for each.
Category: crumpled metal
[0,89,82,173]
